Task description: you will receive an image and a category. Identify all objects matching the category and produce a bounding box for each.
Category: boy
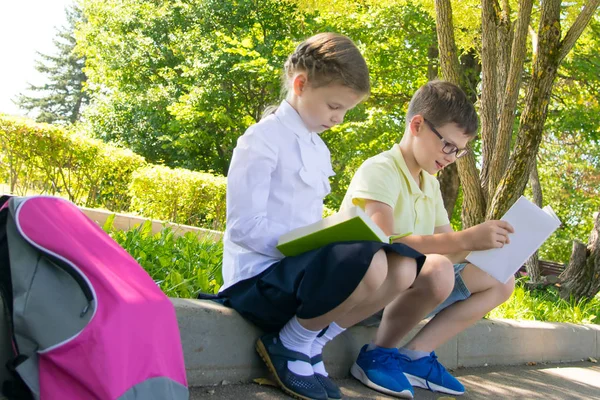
[341,80,515,397]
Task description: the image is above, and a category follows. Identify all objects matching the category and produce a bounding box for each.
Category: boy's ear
[409,115,425,136]
[292,73,308,96]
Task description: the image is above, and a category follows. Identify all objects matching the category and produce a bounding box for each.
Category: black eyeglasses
[423,119,470,159]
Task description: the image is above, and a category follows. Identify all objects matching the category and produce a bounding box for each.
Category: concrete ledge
[80,207,222,242]
[172,299,600,387]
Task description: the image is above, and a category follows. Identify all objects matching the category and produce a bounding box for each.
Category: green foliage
[317,2,435,209]
[488,279,600,324]
[0,115,146,210]
[16,5,89,124]
[129,165,227,230]
[532,17,600,263]
[532,136,600,264]
[78,0,311,174]
[104,218,223,298]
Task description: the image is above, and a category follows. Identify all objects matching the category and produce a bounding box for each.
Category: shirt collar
[274,100,315,143]
[392,144,424,196]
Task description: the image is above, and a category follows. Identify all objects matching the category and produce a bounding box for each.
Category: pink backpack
[0,196,188,399]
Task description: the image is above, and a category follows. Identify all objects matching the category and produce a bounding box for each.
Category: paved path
[190,361,600,399]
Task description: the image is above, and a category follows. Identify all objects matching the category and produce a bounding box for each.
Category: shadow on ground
[190,361,600,399]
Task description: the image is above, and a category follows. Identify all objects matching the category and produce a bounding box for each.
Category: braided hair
[263,33,369,118]
[283,32,370,94]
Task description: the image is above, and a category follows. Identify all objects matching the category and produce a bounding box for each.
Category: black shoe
[256,333,328,400]
[311,354,342,399]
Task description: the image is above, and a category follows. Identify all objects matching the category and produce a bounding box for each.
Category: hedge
[129,165,227,230]
[0,115,146,211]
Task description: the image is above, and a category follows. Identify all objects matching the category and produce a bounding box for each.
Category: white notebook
[465,196,561,283]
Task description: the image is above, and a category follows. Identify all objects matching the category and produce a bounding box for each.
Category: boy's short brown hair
[406,80,478,137]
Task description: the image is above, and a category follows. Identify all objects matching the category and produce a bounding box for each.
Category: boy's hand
[462,220,514,250]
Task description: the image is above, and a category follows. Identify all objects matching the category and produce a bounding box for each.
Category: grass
[103,215,223,298]
[487,278,600,325]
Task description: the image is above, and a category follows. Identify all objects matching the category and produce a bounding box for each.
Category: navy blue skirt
[217,241,425,332]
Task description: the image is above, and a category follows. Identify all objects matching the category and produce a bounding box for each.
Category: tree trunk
[433,0,461,85]
[434,0,486,228]
[525,158,543,283]
[486,0,533,202]
[487,0,562,219]
[488,0,599,219]
[559,211,600,301]
[427,45,439,81]
[437,163,459,220]
[479,0,500,201]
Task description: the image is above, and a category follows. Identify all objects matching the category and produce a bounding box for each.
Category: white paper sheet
[465,196,561,283]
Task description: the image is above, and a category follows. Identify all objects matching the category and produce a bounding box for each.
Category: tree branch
[558,0,600,63]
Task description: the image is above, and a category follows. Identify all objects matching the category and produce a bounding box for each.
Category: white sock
[279,316,321,376]
[310,322,346,376]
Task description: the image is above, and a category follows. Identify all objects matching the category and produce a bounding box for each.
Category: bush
[0,115,146,211]
[129,165,227,230]
[103,216,223,297]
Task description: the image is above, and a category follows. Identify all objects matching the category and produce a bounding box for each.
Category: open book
[465,196,561,283]
[277,206,407,257]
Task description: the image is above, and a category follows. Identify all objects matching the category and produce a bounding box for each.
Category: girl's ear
[292,73,308,96]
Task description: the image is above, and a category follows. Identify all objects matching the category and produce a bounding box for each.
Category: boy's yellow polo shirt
[340,144,449,236]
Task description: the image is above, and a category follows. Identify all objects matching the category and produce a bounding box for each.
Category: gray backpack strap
[0,199,14,385]
[0,294,12,385]
[14,356,40,399]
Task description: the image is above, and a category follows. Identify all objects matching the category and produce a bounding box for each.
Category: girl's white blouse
[220,100,334,291]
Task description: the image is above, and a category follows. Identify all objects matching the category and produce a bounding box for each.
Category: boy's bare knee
[419,255,454,303]
[498,275,515,302]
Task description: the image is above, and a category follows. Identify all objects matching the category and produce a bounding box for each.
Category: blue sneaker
[400,351,465,395]
[350,345,414,399]
[256,333,328,400]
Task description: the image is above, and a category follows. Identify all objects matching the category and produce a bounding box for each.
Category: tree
[433,0,599,290]
[16,5,88,124]
[438,0,598,222]
[79,0,311,174]
[559,210,600,301]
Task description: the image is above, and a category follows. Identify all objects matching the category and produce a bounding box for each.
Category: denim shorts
[425,262,471,318]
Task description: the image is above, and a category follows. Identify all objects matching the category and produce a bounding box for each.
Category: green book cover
[277,206,389,257]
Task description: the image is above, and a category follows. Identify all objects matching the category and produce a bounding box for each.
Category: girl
[219,33,426,400]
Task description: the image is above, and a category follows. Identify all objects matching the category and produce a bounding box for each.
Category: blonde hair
[262,32,370,119]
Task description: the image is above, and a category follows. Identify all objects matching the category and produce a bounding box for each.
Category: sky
[0,0,74,116]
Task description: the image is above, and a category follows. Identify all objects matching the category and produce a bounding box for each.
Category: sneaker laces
[374,351,406,372]
[424,352,448,390]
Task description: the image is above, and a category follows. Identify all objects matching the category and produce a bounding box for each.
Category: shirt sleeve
[225,128,288,258]
[350,160,401,210]
[433,180,451,227]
